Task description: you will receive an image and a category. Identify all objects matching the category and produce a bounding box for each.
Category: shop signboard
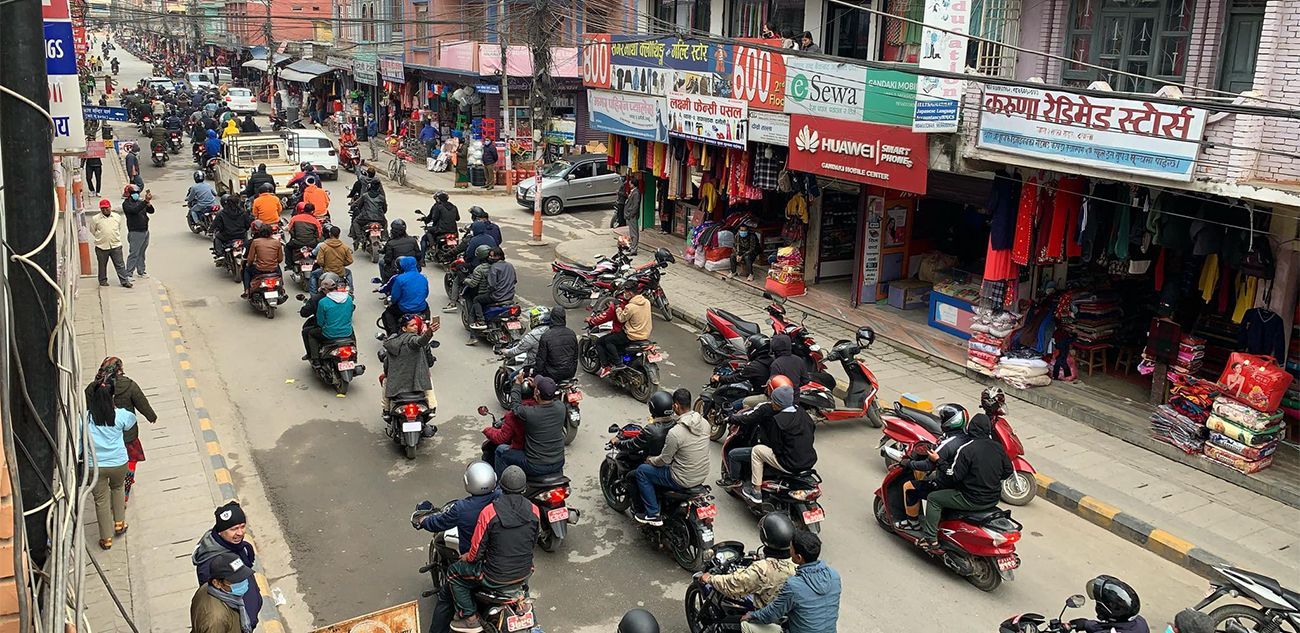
[786,115,928,194]
[865,69,918,127]
[582,35,733,98]
[783,60,915,126]
[587,89,667,143]
[859,196,884,296]
[82,106,128,121]
[976,84,1208,181]
[353,59,378,85]
[545,119,576,145]
[326,55,353,71]
[379,56,405,83]
[912,0,970,132]
[43,0,85,154]
[748,110,789,146]
[730,39,785,111]
[581,33,611,89]
[474,83,501,94]
[666,92,747,149]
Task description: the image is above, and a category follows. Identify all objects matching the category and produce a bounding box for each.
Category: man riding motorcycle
[239,114,260,133]
[884,403,971,531]
[699,513,797,608]
[768,334,809,388]
[300,272,354,361]
[422,191,460,255]
[288,161,316,190]
[499,306,550,376]
[301,175,330,219]
[595,280,652,378]
[445,222,498,313]
[243,164,276,198]
[286,202,323,267]
[202,128,222,164]
[350,177,388,245]
[720,377,818,505]
[251,183,283,226]
[449,465,538,633]
[531,305,577,383]
[466,247,517,335]
[186,170,217,228]
[148,122,169,157]
[380,313,438,415]
[1069,576,1149,633]
[348,165,379,201]
[241,222,283,296]
[379,255,430,335]
[312,225,354,293]
[632,388,709,525]
[916,411,1013,551]
[469,206,503,246]
[498,375,567,477]
[412,462,502,633]
[717,335,774,410]
[743,531,841,633]
[211,194,252,257]
[381,219,422,281]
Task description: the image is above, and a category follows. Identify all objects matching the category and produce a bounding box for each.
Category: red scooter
[878,390,1037,505]
[791,327,884,428]
[872,441,1022,592]
[698,292,827,374]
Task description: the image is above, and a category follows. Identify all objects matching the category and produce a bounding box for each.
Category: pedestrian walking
[82,155,103,196]
[91,357,157,503]
[85,373,137,550]
[624,174,643,253]
[193,501,263,631]
[123,142,143,188]
[190,551,254,633]
[90,199,132,288]
[481,138,498,190]
[123,187,154,278]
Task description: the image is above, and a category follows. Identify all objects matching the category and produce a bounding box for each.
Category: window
[389,0,402,33]
[824,0,875,61]
[726,0,803,38]
[650,0,710,34]
[595,162,614,176]
[415,4,428,41]
[967,0,1021,77]
[362,3,375,41]
[879,0,923,62]
[570,163,595,179]
[1063,0,1195,92]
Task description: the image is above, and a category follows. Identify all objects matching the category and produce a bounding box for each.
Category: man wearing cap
[90,199,133,288]
[191,551,255,633]
[497,375,567,477]
[193,501,262,631]
[448,465,539,632]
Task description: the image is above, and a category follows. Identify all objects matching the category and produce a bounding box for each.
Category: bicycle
[387,155,407,187]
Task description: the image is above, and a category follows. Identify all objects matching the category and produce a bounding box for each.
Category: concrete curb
[155,287,288,632]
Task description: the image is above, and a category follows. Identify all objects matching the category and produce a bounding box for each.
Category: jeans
[469,294,494,323]
[634,463,678,516]
[309,268,352,294]
[447,559,522,620]
[598,331,630,367]
[922,488,985,538]
[91,464,129,541]
[125,230,149,275]
[725,447,752,482]
[85,164,103,194]
[96,246,129,284]
[494,445,563,477]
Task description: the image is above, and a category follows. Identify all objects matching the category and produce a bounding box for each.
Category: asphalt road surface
[104,48,1210,633]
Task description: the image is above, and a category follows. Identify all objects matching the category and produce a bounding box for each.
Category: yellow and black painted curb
[157,287,288,633]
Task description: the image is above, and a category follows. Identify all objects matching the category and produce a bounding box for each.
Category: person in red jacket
[482,388,531,465]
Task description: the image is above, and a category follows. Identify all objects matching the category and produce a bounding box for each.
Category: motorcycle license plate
[996,555,1019,571]
[802,507,825,524]
[337,361,356,371]
[506,611,535,632]
[401,421,424,433]
[647,352,664,362]
[369,229,382,236]
[547,507,569,523]
[695,504,717,520]
[589,291,601,299]
[506,320,522,330]
[263,291,279,300]
[300,263,313,271]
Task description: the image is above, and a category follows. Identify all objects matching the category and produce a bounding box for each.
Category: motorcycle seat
[390,392,428,404]
[475,584,527,603]
[714,309,761,336]
[663,484,711,501]
[625,340,657,352]
[897,406,943,436]
[526,473,570,487]
[1228,568,1300,608]
[322,337,356,347]
[942,507,1006,523]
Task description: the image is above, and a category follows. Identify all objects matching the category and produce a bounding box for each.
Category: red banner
[786,115,929,194]
[581,34,611,89]
[73,25,88,56]
[731,39,785,111]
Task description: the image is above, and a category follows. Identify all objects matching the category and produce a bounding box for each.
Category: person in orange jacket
[301,175,330,219]
[250,184,282,225]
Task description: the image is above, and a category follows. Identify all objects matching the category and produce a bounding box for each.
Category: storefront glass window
[1063,0,1194,91]
[651,0,711,34]
[824,0,875,61]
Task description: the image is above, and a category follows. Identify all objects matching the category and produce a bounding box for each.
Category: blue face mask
[738,230,749,236]
[130,193,140,200]
[229,579,249,596]
[1164,627,1175,633]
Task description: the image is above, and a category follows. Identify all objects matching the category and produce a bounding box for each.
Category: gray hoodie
[650,410,710,487]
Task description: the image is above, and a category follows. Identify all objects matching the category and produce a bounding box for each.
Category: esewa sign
[311,600,419,633]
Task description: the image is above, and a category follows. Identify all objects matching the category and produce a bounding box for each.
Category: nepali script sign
[976,84,1207,181]
[666,92,748,149]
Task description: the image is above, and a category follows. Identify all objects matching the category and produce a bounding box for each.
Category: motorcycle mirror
[476,405,490,416]
[607,424,620,433]
[1065,595,1086,609]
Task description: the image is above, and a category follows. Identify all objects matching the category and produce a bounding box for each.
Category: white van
[202,66,233,86]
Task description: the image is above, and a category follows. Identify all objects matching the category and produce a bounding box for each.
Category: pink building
[223,0,332,47]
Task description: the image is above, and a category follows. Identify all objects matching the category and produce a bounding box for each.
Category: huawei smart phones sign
[786,115,928,194]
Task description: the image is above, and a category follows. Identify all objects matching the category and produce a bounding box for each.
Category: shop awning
[278,68,318,83]
[285,59,333,77]
[242,59,269,71]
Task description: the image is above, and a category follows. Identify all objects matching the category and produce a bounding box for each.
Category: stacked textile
[1150,404,1206,454]
[1055,290,1124,343]
[994,357,1051,389]
[1202,397,1283,474]
[968,309,1021,376]
[1173,335,1205,375]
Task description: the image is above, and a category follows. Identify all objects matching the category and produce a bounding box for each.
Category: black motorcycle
[599,422,716,571]
[718,414,827,533]
[492,355,583,446]
[475,406,579,551]
[415,210,461,267]
[295,293,365,395]
[167,129,183,154]
[578,322,664,402]
[186,202,217,236]
[693,362,759,442]
[683,541,764,633]
[1192,566,1300,633]
[1000,595,1088,633]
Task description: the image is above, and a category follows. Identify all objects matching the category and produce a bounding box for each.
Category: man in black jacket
[122,188,154,278]
[719,335,774,409]
[242,164,276,198]
[211,195,252,256]
[497,376,567,477]
[380,219,422,281]
[768,334,809,387]
[743,385,816,503]
[532,305,577,382]
[422,191,460,255]
[918,413,1012,550]
[448,465,539,633]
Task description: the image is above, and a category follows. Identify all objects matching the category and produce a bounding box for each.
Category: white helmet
[463,461,497,496]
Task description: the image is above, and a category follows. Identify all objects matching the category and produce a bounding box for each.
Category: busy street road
[103,50,1213,633]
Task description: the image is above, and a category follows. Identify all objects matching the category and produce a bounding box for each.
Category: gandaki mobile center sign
[786,115,928,194]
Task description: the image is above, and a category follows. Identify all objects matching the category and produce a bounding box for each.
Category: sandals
[98,538,112,550]
[915,538,941,552]
[892,519,919,531]
[114,522,128,536]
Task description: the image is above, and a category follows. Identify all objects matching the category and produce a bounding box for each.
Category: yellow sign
[310,601,420,633]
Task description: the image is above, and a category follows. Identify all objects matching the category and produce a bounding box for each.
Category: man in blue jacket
[412,462,501,633]
[743,530,841,633]
[202,128,222,164]
[380,256,429,334]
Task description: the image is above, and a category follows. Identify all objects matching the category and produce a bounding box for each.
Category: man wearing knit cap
[193,501,263,630]
[744,385,817,505]
[497,375,567,477]
[191,551,256,633]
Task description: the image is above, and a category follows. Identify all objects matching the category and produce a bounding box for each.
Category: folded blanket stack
[1150,404,1206,454]
[1055,290,1123,343]
[968,308,1021,376]
[1172,335,1205,375]
[1203,442,1274,474]
[994,358,1051,389]
[1198,395,1284,474]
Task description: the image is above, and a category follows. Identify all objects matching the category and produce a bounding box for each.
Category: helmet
[474,244,492,261]
[980,387,1006,415]
[765,374,794,395]
[299,161,311,171]
[295,202,307,214]
[936,403,968,432]
[193,170,204,183]
[399,313,425,330]
[527,306,551,330]
[745,334,770,359]
[258,183,273,194]
[305,174,320,187]
[220,194,236,208]
[856,326,876,349]
[1087,575,1140,622]
[654,247,675,267]
[435,190,449,202]
[617,609,660,633]
[647,390,674,418]
[463,461,498,496]
[390,218,406,233]
[469,206,487,219]
[499,465,527,494]
[318,272,341,291]
[758,513,795,551]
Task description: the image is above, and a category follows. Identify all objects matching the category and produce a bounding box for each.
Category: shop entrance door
[816,183,865,280]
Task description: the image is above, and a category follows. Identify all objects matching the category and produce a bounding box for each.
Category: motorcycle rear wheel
[563,418,578,446]
[552,275,587,309]
[652,292,673,322]
[537,526,559,553]
[668,518,707,572]
[965,557,1002,592]
[629,366,656,403]
[866,400,884,428]
[404,444,417,460]
[872,496,890,529]
[578,339,599,374]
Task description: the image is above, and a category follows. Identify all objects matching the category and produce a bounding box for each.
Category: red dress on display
[1057,176,1085,258]
[1012,177,1039,266]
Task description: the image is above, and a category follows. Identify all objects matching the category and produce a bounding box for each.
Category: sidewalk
[556,228,1300,583]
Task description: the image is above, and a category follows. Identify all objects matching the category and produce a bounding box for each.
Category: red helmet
[765,374,794,395]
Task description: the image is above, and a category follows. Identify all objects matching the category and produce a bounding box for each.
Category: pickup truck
[213,133,300,199]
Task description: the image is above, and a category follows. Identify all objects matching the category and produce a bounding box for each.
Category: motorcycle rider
[768,334,809,387]
[251,183,283,226]
[531,305,578,383]
[211,194,251,258]
[499,306,550,376]
[699,513,797,608]
[243,164,276,198]
[458,244,493,322]
[469,206,503,245]
[1068,576,1149,633]
[148,121,169,158]
[350,178,388,246]
[466,247,517,336]
[618,610,660,633]
[612,390,677,503]
[717,335,774,410]
[380,314,438,422]
[379,256,430,335]
[299,272,354,361]
[301,175,330,218]
[444,465,538,633]
[202,128,222,164]
[285,202,323,268]
[481,381,530,462]
[499,375,567,477]
[595,280,652,378]
[719,377,817,505]
[412,462,501,633]
[240,221,283,296]
[422,191,460,256]
[311,225,354,293]
[447,221,498,314]
[348,165,379,201]
[916,411,1013,552]
[381,219,422,281]
[185,170,217,228]
[288,161,316,190]
[239,113,260,133]
[742,531,841,633]
[886,403,971,530]
[633,388,709,525]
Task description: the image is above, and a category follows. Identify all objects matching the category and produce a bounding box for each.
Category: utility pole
[526,0,555,243]
[498,0,511,180]
[262,0,276,117]
[0,0,61,569]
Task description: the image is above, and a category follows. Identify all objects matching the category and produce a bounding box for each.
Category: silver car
[516,154,623,216]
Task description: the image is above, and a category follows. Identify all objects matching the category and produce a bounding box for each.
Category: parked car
[186,71,215,91]
[146,76,173,93]
[515,153,623,216]
[285,129,340,180]
[202,66,233,86]
[225,87,257,114]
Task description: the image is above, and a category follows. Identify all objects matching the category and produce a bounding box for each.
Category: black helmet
[745,334,770,359]
[936,403,968,432]
[654,247,675,267]
[499,465,527,494]
[435,190,449,202]
[856,326,876,349]
[220,193,236,208]
[647,390,673,418]
[474,244,492,261]
[258,183,273,194]
[390,218,406,233]
[758,512,795,551]
[193,170,204,183]
[469,206,487,219]
[617,609,659,633]
[1088,575,1140,622]
[299,161,311,171]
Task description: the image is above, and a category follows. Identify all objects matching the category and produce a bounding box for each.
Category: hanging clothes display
[1011,177,1039,265]
[1198,254,1219,303]
[1232,273,1258,323]
[1035,183,1060,264]
[1056,175,1084,258]
[987,169,1021,250]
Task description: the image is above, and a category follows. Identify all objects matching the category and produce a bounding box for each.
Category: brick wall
[1253,0,1300,185]
[0,425,21,633]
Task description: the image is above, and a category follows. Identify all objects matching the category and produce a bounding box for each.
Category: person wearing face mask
[193,501,263,632]
[731,222,762,281]
[190,551,255,633]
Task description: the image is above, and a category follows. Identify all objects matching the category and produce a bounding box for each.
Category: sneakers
[597,366,611,378]
[450,615,483,633]
[137,272,149,278]
[633,512,664,526]
[740,484,762,504]
[716,477,741,488]
[464,338,478,346]
[893,519,919,531]
[442,303,459,313]
[468,322,487,331]
[121,281,133,288]
[745,274,754,282]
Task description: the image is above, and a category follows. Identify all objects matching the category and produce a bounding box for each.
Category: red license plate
[801,507,825,524]
[506,320,522,330]
[300,263,313,271]
[695,504,717,520]
[547,507,569,523]
[996,555,1019,571]
[647,352,664,362]
[506,610,534,632]
[337,361,356,371]
[369,229,381,236]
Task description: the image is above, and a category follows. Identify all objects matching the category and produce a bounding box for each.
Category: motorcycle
[186,203,218,236]
[150,141,168,167]
[443,255,469,303]
[247,273,288,319]
[297,296,365,395]
[590,259,674,322]
[1191,566,1300,633]
[599,421,716,571]
[167,129,183,154]
[549,240,635,309]
[287,245,316,290]
[475,406,579,551]
[218,238,245,282]
[878,400,1037,506]
[338,142,362,172]
[999,594,1088,633]
[382,390,437,460]
[577,322,664,402]
[413,502,540,633]
[270,113,303,131]
[414,210,460,267]
[683,541,767,632]
[203,156,219,182]
[460,298,525,348]
[717,409,827,533]
[692,361,757,442]
[362,221,386,262]
[138,115,153,137]
[492,355,584,446]
[872,441,1022,591]
[791,327,884,428]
